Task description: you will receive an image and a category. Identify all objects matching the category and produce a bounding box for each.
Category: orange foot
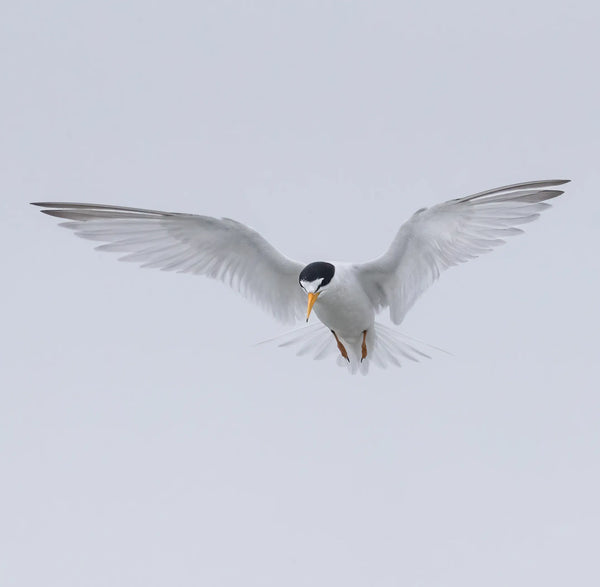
[331,330,350,362]
[361,330,368,362]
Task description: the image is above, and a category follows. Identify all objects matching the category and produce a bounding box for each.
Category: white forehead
[300,278,323,293]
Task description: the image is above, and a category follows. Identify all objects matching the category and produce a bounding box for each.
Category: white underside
[311,264,374,340]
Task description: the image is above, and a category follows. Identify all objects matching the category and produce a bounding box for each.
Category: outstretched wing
[33,202,306,323]
[355,179,569,325]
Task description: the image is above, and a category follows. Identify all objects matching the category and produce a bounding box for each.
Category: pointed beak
[306,292,320,322]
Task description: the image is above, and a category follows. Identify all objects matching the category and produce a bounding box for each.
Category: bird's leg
[361,330,368,362]
[331,330,350,362]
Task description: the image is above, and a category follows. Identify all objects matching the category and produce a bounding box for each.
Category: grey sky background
[1,1,599,585]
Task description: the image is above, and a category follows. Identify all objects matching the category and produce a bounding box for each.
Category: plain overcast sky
[1,1,599,586]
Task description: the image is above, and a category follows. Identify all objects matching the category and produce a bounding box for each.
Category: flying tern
[33,179,569,373]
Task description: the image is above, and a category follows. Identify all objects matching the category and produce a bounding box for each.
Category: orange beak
[306,292,320,322]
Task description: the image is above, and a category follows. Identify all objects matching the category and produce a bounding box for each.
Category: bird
[32,178,569,373]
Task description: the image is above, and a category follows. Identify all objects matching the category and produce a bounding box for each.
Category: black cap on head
[299,261,335,287]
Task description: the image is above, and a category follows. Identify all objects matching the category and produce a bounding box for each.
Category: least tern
[33,179,568,373]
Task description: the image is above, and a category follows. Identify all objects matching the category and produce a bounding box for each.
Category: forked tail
[257,322,449,375]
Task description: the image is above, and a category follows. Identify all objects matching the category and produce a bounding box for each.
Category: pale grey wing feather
[33,202,306,323]
[356,179,569,325]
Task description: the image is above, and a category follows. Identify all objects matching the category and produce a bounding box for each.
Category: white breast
[313,265,374,341]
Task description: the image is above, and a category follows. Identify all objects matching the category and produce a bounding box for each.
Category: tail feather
[257,322,447,374]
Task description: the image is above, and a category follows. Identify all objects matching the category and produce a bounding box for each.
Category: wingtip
[31,202,64,210]
[30,201,57,215]
[37,209,78,219]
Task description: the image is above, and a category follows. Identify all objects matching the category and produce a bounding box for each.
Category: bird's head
[299,261,335,322]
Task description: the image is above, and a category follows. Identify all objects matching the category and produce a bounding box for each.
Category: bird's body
[309,264,376,370]
[312,264,374,340]
[33,179,569,374]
